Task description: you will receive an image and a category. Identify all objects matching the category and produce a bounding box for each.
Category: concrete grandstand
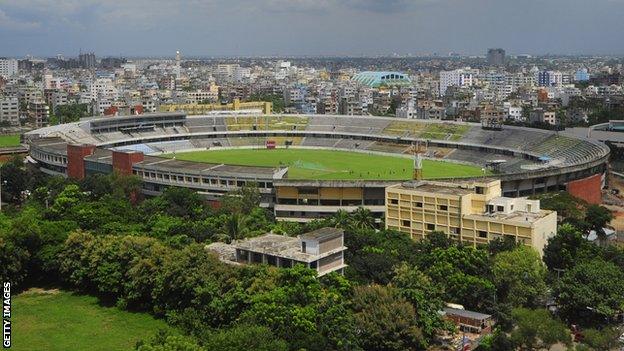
[25,113,609,221]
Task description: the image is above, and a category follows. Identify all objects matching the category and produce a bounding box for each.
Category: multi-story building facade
[385,180,557,255]
[28,100,50,127]
[439,68,478,96]
[538,70,563,87]
[78,52,96,69]
[207,227,347,277]
[487,48,506,66]
[0,58,19,78]
[529,108,557,125]
[0,97,19,126]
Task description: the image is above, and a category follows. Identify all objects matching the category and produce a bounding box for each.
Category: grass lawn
[0,134,21,148]
[11,289,172,351]
[166,148,487,180]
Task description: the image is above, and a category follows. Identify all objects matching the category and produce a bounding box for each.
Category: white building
[439,68,479,96]
[505,105,523,122]
[89,78,118,100]
[0,58,18,78]
[396,100,418,119]
[234,67,251,82]
[0,97,19,126]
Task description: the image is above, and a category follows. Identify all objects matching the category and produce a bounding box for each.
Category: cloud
[1,0,624,56]
[0,9,40,30]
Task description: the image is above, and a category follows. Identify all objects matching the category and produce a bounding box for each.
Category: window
[390,199,398,205]
[497,206,504,212]
[402,220,411,227]
[478,231,487,238]
[415,202,423,208]
[439,205,448,211]
[475,186,484,195]
[301,242,307,253]
[298,187,318,195]
[427,223,435,231]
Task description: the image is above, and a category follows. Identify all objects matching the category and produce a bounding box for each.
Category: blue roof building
[575,68,590,82]
[352,71,411,88]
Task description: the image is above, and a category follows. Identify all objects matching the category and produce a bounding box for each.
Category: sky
[1,0,624,57]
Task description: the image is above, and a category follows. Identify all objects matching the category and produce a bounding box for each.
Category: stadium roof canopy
[352,71,412,88]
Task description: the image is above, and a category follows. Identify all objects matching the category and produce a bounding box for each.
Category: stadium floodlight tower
[414,153,423,180]
[411,141,426,180]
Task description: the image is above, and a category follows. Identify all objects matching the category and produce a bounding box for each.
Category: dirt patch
[20,288,61,296]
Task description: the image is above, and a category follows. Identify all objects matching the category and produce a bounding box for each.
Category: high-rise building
[0,58,19,78]
[538,70,563,87]
[487,48,506,66]
[78,52,96,69]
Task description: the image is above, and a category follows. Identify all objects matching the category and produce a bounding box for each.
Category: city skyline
[2,0,624,57]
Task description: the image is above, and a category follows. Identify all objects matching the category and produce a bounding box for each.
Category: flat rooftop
[300,227,343,241]
[393,181,475,196]
[231,233,345,263]
[465,209,553,224]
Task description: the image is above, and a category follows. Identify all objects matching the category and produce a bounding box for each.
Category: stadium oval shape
[25,113,609,222]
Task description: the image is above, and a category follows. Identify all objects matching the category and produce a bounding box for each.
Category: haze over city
[2,0,624,57]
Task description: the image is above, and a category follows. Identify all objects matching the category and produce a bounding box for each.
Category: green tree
[344,228,420,284]
[352,285,426,351]
[510,308,571,349]
[554,259,624,323]
[584,205,614,245]
[391,263,448,342]
[419,245,495,310]
[201,324,288,351]
[580,327,621,350]
[330,210,351,229]
[543,223,598,272]
[487,236,519,256]
[492,246,547,307]
[349,207,376,230]
[0,156,28,204]
[529,191,586,221]
[220,183,261,215]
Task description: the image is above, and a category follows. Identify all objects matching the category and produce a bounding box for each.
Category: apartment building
[0,97,19,126]
[385,180,557,255]
[0,58,18,78]
[28,100,50,127]
[529,108,558,125]
[184,89,219,104]
[439,68,479,96]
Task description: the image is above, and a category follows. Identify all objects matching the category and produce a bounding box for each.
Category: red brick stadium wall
[567,173,602,204]
[112,150,144,175]
[67,144,95,180]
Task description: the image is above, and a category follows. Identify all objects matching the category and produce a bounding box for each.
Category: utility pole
[0,168,3,212]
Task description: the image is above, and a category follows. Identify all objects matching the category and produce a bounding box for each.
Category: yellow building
[385,180,557,255]
[160,99,272,115]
